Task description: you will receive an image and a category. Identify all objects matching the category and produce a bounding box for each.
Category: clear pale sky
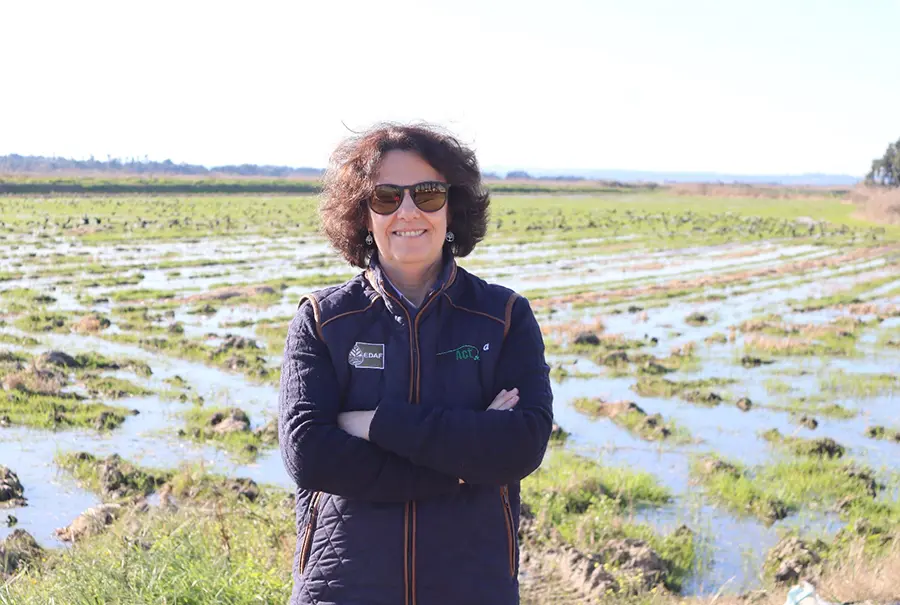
[2,0,898,176]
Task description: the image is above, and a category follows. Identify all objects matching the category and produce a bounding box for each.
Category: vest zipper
[298,491,323,576]
[379,266,457,605]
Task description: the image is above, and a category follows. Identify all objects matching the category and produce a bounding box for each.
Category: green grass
[571,398,691,443]
[0,287,52,304]
[521,449,695,590]
[2,190,899,599]
[164,375,192,390]
[110,305,173,332]
[4,456,293,605]
[631,376,736,404]
[72,351,153,377]
[55,451,167,499]
[685,312,713,327]
[110,287,179,303]
[104,332,276,385]
[76,273,145,288]
[789,273,900,311]
[0,350,152,428]
[704,332,728,345]
[12,311,74,333]
[78,374,153,399]
[0,390,135,430]
[819,369,900,398]
[760,428,846,458]
[549,365,599,382]
[612,410,693,444]
[865,425,900,442]
[743,333,859,357]
[572,397,611,416]
[180,407,274,459]
[0,333,40,347]
[691,457,792,523]
[876,328,900,349]
[692,455,889,525]
[761,394,857,419]
[2,189,895,247]
[544,334,646,357]
[55,452,266,504]
[0,496,294,605]
[763,378,794,395]
[0,270,25,282]
[183,288,286,312]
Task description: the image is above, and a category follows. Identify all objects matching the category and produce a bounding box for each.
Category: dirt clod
[799,416,818,430]
[764,536,821,584]
[37,351,81,369]
[209,408,251,434]
[0,467,26,508]
[573,332,600,346]
[0,529,42,577]
[55,503,123,542]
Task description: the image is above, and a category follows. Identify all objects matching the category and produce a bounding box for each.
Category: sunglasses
[369,180,449,215]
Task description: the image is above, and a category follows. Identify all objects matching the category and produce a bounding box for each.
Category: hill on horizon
[484,167,861,186]
[0,153,859,186]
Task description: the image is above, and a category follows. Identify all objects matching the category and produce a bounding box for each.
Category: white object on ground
[784,582,835,605]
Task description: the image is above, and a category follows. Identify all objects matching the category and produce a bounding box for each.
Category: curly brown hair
[319,122,490,268]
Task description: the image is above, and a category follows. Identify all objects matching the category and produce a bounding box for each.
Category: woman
[278,123,553,605]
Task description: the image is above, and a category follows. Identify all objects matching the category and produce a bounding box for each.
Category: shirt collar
[366,252,457,315]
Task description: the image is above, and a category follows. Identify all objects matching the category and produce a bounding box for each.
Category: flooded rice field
[1,193,899,598]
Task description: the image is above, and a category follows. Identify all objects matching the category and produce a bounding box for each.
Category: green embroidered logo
[438,344,481,361]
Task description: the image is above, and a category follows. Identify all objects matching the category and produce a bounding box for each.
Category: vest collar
[366,252,458,319]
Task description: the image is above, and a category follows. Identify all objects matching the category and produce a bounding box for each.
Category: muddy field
[1,192,898,602]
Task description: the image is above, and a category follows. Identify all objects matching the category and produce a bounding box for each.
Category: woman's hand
[337,410,376,441]
[487,388,519,411]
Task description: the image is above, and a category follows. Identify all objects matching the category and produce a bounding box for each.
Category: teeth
[394,230,425,237]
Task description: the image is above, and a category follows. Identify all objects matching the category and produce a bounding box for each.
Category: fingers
[487,388,520,411]
[487,389,511,410]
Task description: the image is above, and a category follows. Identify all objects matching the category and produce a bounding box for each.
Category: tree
[866,137,900,187]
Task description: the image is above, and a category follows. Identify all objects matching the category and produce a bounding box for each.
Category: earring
[365,232,374,246]
[445,231,455,243]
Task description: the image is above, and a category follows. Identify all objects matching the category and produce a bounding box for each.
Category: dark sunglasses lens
[412,183,448,212]
[371,186,402,214]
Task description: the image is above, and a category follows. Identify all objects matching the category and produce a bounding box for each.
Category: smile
[392,229,426,237]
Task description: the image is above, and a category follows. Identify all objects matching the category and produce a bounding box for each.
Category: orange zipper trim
[381,286,414,402]
[500,486,515,577]
[413,263,457,403]
[298,491,323,575]
[412,501,418,599]
[403,502,410,605]
[379,262,457,605]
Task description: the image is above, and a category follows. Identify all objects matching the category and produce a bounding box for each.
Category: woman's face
[368,150,448,271]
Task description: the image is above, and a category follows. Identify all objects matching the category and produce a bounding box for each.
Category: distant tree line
[0,153,659,195]
[502,170,585,181]
[0,154,324,179]
[866,137,900,187]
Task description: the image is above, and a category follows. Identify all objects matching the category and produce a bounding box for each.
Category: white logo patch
[349,342,385,370]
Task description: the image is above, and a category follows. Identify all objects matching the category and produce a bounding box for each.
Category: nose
[394,189,421,218]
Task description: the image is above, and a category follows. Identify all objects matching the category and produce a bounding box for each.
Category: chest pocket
[340,326,397,412]
[431,328,501,411]
[343,356,385,411]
